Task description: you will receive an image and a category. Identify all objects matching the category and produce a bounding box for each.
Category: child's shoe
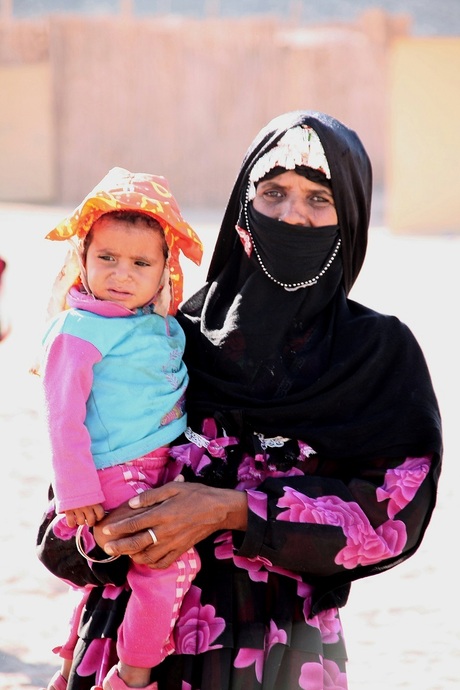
[43,670,67,690]
[102,665,158,690]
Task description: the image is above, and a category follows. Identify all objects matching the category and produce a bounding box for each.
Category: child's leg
[97,453,199,687]
[42,662,71,690]
[102,664,158,689]
[117,547,200,670]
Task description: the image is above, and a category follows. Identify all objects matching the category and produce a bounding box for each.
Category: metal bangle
[75,523,120,564]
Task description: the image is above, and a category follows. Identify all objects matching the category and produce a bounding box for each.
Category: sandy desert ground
[0,201,458,689]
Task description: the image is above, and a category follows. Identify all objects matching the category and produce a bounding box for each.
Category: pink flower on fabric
[266,619,288,649]
[174,585,225,654]
[234,647,264,682]
[53,518,78,541]
[247,489,268,520]
[77,637,114,680]
[376,456,431,519]
[214,531,269,582]
[54,521,100,567]
[234,621,288,682]
[335,515,406,569]
[202,419,238,453]
[170,419,238,475]
[237,453,303,490]
[297,584,341,642]
[298,441,317,458]
[299,661,324,689]
[299,659,348,690]
[101,584,127,600]
[317,608,342,644]
[236,454,264,489]
[277,487,407,568]
[297,581,315,623]
[169,441,212,476]
[215,530,305,584]
[323,659,348,689]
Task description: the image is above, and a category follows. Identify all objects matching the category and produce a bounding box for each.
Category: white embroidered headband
[247,125,331,200]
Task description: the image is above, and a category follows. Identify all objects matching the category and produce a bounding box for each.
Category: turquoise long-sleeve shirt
[41,286,187,512]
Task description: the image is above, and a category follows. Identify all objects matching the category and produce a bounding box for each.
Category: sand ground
[0,201,458,689]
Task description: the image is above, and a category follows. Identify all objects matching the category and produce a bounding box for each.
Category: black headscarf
[178,110,442,462]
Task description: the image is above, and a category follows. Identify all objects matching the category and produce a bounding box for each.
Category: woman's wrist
[219,488,248,531]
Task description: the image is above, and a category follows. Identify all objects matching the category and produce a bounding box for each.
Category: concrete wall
[0,11,405,208]
[0,62,54,202]
[386,37,460,233]
[9,12,460,237]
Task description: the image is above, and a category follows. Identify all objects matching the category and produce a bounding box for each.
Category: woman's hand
[93,481,248,569]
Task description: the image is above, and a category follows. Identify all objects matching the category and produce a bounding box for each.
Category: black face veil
[207,110,373,294]
[178,111,442,464]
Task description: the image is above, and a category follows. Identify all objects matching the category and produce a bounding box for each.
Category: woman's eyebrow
[257,180,286,190]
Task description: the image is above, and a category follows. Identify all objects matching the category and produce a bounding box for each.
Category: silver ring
[147,528,158,545]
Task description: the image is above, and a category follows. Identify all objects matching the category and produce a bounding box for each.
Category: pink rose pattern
[236,452,304,491]
[234,620,288,682]
[174,584,225,654]
[299,659,348,689]
[169,417,238,477]
[50,418,431,689]
[376,455,431,518]
[53,516,79,542]
[77,637,115,684]
[246,489,268,520]
[214,530,270,582]
[277,487,407,568]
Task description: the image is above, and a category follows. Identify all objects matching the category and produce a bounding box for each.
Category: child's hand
[65,503,105,528]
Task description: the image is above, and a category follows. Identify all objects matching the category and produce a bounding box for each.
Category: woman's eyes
[311,194,332,205]
[262,190,332,204]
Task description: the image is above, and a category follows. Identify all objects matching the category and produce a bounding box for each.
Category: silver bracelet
[75,524,120,564]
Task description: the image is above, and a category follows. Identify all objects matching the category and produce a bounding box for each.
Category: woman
[38,110,442,690]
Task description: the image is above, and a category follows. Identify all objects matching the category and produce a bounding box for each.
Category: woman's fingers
[128,482,179,509]
[103,530,158,558]
[93,482,248,562]
[104,525,189,568]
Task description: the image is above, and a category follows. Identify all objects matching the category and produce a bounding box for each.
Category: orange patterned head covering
[46,167,203,316]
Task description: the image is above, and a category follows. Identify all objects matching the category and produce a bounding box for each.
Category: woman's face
[252,170,338,227]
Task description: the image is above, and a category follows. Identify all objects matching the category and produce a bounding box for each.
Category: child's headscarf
[46,167,203,318]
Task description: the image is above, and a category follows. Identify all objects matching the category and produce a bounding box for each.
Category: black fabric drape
[177,110,442,463]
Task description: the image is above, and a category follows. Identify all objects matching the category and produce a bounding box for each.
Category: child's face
[85,215,167,310]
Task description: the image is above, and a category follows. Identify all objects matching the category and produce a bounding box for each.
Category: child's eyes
[97,255,150,267]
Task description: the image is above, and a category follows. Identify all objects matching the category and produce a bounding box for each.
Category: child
[39,168,203,690]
